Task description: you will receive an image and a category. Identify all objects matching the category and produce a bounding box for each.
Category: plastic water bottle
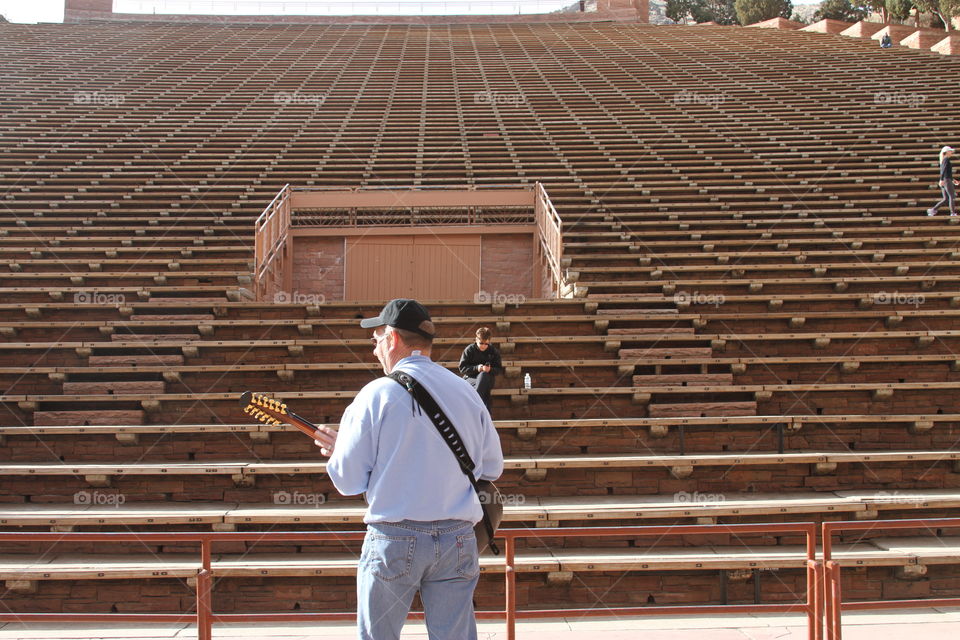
[523,373,532,389]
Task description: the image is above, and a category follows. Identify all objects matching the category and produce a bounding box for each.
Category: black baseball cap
[360,298,435,340]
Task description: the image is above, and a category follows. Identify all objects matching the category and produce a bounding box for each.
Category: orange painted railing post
[812,560,823,640]
[806,560,815,640]
[821,522,833,640]
[828,561,843,640]
[505,534,517,640]
[196,538,213,640]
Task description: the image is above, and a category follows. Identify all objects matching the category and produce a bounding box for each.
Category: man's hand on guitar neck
[313,425,339,457]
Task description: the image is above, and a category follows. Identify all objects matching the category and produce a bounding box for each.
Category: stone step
[633,374,734,387]
[62,381,166,395]
[597,308,678,315]
[89,354,184,366]
[607,327,695,336]
[149,297,228,304]
[110,334,199,342]
[129,314,215,321]
[619,347,713,359]
[591,294,666,301]
[33,410,144,426]
[648,401,759,418]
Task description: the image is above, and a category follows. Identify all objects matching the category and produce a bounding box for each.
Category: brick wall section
[5,566,958,613]
[479,234,535,302]
[4,422,957,463]
[291,237,345,304]
[290,234,532,302]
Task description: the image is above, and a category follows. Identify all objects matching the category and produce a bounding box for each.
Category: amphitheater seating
[4,537,957,582]
[1,18,960,615]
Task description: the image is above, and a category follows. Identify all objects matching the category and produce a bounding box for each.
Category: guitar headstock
[239,391,319,438]
[240,391,290,426]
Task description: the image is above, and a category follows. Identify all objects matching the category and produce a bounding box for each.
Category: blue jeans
[466,372,495,413]
[357,519,480,640]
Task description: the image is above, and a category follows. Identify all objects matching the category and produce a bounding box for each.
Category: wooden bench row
[6,327,960,356]
[4,380,960,411]
[0,490,957,529]
[1,537,953,585]
[3,448,956,478]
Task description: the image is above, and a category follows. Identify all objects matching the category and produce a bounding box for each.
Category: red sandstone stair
[28,296,224,426]
[602,295,757,419]
[32,409,145,426]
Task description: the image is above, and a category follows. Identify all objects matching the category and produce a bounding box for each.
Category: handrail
[534,181,565,296]
[822,517,960,640]
[501,523,821,640]
[253,184,291,302]
[0,522,821,640]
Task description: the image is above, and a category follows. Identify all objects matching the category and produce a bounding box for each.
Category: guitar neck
[285,411,319,439]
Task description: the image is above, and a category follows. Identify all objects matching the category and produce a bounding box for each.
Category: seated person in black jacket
[458,326,503,414]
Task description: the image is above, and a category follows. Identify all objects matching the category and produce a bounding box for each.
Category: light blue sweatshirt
[326,354,504,524]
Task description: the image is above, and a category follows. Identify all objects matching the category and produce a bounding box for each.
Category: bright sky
[0,0,65,22]
[0,0,594,21]
[0,0,822,23]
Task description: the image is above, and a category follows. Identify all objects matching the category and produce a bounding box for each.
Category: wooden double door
[344,234,481,301]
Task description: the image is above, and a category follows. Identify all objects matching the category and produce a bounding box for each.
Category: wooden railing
[254,184,565,300]
[253,184,291,302]
[534,181,565,297]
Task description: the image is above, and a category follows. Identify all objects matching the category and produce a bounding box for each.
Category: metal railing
[534,181,565,296]
[253,184,292,302]
[0,522,821,640]
[501,523,821,640]
[822,517,960,640]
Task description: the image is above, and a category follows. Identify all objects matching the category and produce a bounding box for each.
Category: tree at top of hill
[813,0,870,20]
[735,0,793,24]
